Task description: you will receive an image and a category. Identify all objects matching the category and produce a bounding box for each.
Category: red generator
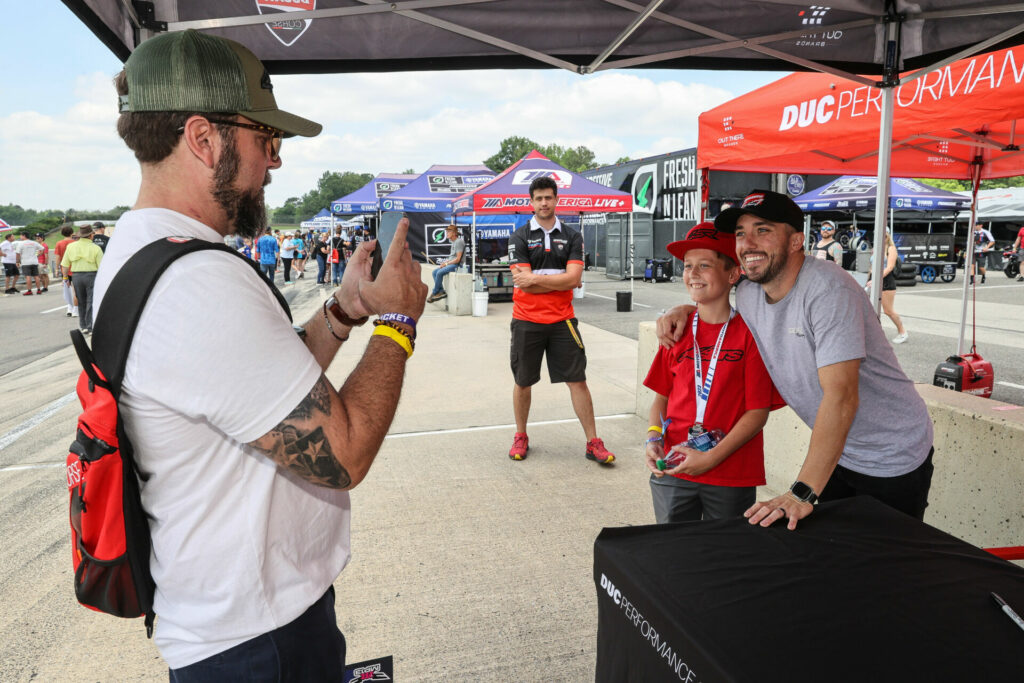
[933,353,994,398]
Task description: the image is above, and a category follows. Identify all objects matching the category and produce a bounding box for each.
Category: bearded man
[91,30,426,679]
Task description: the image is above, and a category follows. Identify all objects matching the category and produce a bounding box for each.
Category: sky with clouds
[1,5,787,214]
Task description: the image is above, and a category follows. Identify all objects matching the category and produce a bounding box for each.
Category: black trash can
[616,291,632,312]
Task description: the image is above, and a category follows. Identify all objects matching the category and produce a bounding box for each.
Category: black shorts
[882,272,897,291]
[3,263,18,277]
[510,318,587,386]
[21,264,39,277]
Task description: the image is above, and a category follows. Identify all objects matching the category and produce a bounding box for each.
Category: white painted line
[1,413,640,474]
[996,381,1024,391]
[385,413,636,439]
[586,292,652,308]
[40,305,67,314]
[0,392,77,452]
[0,463,64,473]
[918,283,1024,293]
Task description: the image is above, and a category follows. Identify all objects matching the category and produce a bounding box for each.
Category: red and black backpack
[66,236,289,636]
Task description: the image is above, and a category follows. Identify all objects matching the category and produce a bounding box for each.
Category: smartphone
[370,241,383,280]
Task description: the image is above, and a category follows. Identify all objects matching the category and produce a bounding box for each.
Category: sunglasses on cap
[177,117,284,162]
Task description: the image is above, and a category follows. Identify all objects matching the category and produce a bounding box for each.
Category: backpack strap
[89,237,291,394]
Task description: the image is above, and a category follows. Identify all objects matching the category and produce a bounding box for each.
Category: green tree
[402,168,416,174]
[298,171,374,220]
[484,136,541,173]
[274,197,302,224]
[615,156,631,165]
[554,145,597,173]
[918,176,1024,192]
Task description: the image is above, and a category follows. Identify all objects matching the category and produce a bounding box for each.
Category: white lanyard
[691,308,734,428]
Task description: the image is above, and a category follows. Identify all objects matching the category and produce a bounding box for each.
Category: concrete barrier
[636,321,1024,551]
[422,266,473,315]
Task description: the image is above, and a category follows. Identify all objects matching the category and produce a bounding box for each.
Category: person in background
[91,223,111,252]
[1012,223,1024,282]
[16,232,43,295]
[239,237,253,260]
[279,231,295,285]
[257,229,279,281]
[291,231,306,280]
[314,231,329,285]
[810,220,844,263]
[54,224,77,315]
[60,224,103,333]
[426,223,464,303]
[35,234,51,292]
[2,232,20,295]
[329,226,349,286]
[972,222,995,284]
[865,232,908,344]
[506,176,616,466]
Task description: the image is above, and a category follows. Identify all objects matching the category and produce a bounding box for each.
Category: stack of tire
[894,260,918,287]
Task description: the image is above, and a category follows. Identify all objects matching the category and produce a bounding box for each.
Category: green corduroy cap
[119,29,321,138]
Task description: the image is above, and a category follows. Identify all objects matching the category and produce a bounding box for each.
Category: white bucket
[472,291,488,317]
[573,282,586,299]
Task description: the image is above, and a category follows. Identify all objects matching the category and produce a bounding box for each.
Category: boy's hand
[664,445,717,477]
[645,441,666,477]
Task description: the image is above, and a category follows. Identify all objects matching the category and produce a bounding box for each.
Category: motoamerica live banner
[698,45,1024,178]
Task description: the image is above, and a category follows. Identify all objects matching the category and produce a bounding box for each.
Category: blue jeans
[316,255,327,283]
[259,262,276,281]
[168,587,345,682]
[332,261,346,285]
[431,264,458,295]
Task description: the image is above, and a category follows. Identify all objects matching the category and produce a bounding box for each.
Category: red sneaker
[508,432,529,461]
[23,290,33,296]
[585,438,615,464]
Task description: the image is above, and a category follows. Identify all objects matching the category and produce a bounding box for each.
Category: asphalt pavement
[1,260,1022,680]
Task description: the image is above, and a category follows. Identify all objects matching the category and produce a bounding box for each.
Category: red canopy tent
[452,150,634,286]
[697,44,1024,354]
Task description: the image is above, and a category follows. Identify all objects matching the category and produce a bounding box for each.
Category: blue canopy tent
[330,173,418,214]
[794,176,972,252]
[378,164,494,259]
[794,176,972,213]
[300,208,335,231]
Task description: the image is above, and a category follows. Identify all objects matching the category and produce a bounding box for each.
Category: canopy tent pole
[868,84,895,318]
[868,16,900,319]
[472,211,477,279]
[803,214,811,252]
[956,164,983,355]
[622,209,630,292]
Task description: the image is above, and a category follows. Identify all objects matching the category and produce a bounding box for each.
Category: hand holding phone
[370,241,384,280]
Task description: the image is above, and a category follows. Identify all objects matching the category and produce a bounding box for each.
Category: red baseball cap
[667,222,737,262]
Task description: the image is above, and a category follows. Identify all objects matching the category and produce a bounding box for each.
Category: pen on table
[990,592,1024,633]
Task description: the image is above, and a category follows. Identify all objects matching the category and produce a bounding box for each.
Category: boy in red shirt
[643,222,782,522]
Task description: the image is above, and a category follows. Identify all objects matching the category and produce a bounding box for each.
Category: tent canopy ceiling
[62,1,1024,79]
[452,150,632,214]
[698,44,1024,180]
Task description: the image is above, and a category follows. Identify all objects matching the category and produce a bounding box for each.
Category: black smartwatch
[789,480,818,504]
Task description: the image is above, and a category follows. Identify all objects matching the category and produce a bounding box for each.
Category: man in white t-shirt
[95,30,427,679]
[15,232,43,295]
[2,233,20,295]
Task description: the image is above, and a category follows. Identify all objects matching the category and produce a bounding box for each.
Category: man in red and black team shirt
[506,176,615,465]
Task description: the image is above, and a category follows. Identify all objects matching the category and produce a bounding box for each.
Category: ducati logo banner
[257,0,315,47]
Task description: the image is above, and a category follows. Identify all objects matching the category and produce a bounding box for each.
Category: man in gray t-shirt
[658,189,933,529]
[426,223,465,303]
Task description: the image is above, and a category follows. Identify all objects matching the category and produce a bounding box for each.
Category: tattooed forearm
[248,376,351,489]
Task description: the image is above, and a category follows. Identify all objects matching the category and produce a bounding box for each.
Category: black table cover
[594,497,1024,682]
